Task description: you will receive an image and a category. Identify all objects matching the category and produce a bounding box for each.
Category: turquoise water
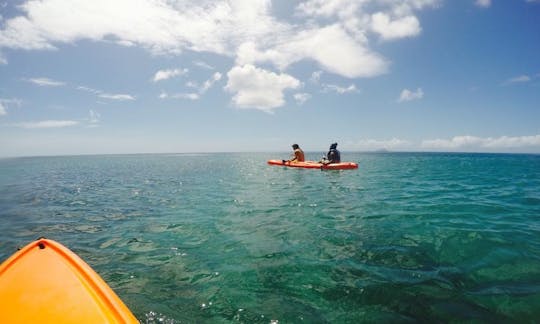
[1,152,539,322]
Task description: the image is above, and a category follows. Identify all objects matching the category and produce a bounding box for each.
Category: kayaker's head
[330,143,338,149]
[292,144,299,149]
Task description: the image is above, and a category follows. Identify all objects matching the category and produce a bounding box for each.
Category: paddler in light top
[285,144,305,163]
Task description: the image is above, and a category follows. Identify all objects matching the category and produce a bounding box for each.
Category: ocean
[0,152,539,323]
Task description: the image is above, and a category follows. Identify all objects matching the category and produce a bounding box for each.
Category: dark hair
[292,144,299,149]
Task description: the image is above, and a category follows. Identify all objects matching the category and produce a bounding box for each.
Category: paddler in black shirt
[321,143,340,164]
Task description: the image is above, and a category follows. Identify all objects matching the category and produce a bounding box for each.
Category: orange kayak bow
[0,238,138,323]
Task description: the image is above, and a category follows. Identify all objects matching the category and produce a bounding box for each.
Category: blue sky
[0,0,539,157]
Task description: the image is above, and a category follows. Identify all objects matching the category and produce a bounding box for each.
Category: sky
[0,0,539,157]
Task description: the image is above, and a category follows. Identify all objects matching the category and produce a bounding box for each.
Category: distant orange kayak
[0,238,138,324]
[267,159,358,170]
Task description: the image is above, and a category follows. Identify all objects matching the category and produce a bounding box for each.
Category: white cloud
[29,83,135,101]
[193,60,214,70]
[0,52,6,64]
[323,83,358,94]
[371,12,421,40]
[0,0,396,78]
[422,135,482,150]
[0,98,23,116]
[475,0,492,8]
[483,135,540,148]
[76,86,101,95]
[294,93,311,105]
[152,68,188,82]
[296,0,437,40]
[180,93,200,100]
[200,72,222,93]
[347,134,540,152]
[421,135,540,151]
[27,77,65,87]
[296,0,438,18]
[16,120,79,129]
[186,81,199,89]
[225,64,300,112]
[0,0,283,54]
[159,92,199,100]
[503,74,531,85]
[235,24,389,78]
[0,0,438,103]
[98,93,135,101]
[348,138,413,151]
[296,0,361,18]
[162,72,222,101]
[88,109,100,124]
[310,70,323,83]
[77,85,134,100]
[398,87,424,102]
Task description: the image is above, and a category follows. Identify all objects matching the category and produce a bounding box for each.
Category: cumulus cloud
[225,64,300,112]
[0,0,438,80]
[152,68,188,82]
[235,25,389,78]
[15,120,79,129]
[296,0,360,18]
[26,77,65,87]
[421,135,540,151]
[0,102,6,116]
[475,0,492,8]
[0,0,439,108]
[296,0,436,39]
[371,13,421,40]
[398,88,424,102]
[0,1,284,54]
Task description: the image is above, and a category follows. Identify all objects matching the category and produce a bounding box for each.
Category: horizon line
[2,150,539,160]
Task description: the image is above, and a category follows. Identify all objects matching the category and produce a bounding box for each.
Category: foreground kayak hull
[0,238,138,324]
[267,159,358,170]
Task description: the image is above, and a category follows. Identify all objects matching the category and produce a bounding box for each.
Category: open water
[0,152,539,323]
